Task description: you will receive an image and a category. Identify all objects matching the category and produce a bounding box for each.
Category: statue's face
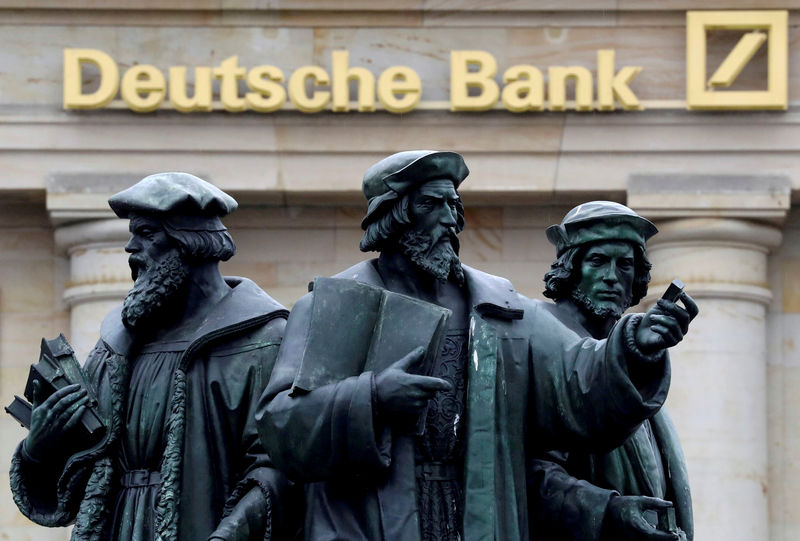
[574,241,635,319]
[397,179,464,283]
[125,215,173,281]
[121,214,190,331]
[407,179,460,243]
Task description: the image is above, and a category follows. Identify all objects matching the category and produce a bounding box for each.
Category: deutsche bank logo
[686,10,787,110]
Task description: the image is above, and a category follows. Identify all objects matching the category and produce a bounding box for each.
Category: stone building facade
[0,2,798,540]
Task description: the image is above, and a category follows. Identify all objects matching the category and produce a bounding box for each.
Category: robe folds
[256,260,671,541]
[528,302,693,541]
[10,277,298,541]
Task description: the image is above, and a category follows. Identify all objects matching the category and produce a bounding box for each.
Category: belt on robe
[415,461,461,481]
[120,469,162,488]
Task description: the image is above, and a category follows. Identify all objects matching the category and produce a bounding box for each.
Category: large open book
[291,277,452,395]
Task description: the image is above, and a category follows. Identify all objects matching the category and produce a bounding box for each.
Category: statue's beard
[570,288,630,324]
[122,250,189,332]
[398,228,465,286]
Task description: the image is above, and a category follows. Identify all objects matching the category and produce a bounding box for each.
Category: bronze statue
[9,173,297,541]
[256,151,698,541]
[528,201,692,541]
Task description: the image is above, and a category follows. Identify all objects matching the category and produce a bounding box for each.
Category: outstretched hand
[375,347,452,423]
[635,293,699,355]
[604,495,680,541]
[23,381,89,463]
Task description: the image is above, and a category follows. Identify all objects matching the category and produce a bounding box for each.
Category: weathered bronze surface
[255,152,698,541]
[529,201,693,541]
[9,172,297,541]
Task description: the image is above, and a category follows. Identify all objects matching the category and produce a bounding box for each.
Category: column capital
[642,217,782,307]
[54,218,130,256]
[628,173,791,225]
[648,217,783,251]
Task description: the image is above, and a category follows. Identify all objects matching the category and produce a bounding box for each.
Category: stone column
[644,218,781,541]
[54,219,131,361]
[629,175,789,541]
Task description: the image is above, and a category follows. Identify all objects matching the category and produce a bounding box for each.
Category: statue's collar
[334,259,524,321]
[100,277,287,357]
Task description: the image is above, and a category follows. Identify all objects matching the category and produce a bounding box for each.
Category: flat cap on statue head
[360,150,469,229]
[108,172,237,231]
[546,201,658,256]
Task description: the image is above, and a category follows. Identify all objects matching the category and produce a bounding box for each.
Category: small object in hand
[661,278,685,303]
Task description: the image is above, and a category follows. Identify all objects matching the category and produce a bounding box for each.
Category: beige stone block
[463,207,502,229]
[276,261,354,288]
[502,205,574,228]
[273,119,562,153]
[270,10,423,27]
[227,206,338,229]
[458,228,502,263]
[783,260,800,313]
[0,261,54,313]
[618,0,800,8]
[424,0,615,10]
[334,207,364,228]
[0,229,53,261]
[1,311,85,375]
[0,122,279,153]
[220,261,279,288]
[229,228,336,262]
[265,285,310,309]
[458,153,557,202]
[780,315,800,366]
[334,227,366,262]
[563,120,800,153]
[0,201,49,229]
[470,260,549,299]
[0,525,72,541]
[423,10,617,28]
[501,228,553,262]
[556,152,800,196]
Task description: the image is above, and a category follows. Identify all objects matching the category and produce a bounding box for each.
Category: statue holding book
[8,173,298,541]
[256,151,699,541]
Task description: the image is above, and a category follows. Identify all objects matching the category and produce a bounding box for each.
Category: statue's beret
[108,172,237,221]
[361,150,469,229]
[546,201,657,256]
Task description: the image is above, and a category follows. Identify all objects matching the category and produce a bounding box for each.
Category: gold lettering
[169,66,213,112]
[377,66,421,113]
[213,56,247,112]
[501,65,544,112]
[288,66,331,113]
[121,65,165,113]
[548,65,593,111]
[63,48,119,109]
[331,50,375,112]
[450,50,499,111]
[245,65,286,113]
[597,50,642,111]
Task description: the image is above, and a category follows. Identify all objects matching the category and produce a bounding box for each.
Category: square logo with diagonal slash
[687,10,787,110]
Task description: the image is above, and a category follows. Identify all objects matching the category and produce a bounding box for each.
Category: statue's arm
[255,294,392,483]
[529,305,669,452]
[528,453,616,541]
[10,340,111,527]
[211,318,302,541]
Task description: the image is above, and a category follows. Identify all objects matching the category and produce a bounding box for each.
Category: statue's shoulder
[330,259,382,286]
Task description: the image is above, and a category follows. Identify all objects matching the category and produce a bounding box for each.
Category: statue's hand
[604,495,679,541]
[375,347,452,423]
[23,381,89,463]
[635,293,699,355]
